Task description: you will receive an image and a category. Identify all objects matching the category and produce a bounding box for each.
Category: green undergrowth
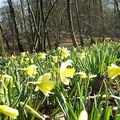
[0,42,120,120]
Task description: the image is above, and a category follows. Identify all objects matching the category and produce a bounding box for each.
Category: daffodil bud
[20,102,45,120]
[78,110,88,120]
[0,74,12,87]
[0,105,19,119]
[77,71,88,79]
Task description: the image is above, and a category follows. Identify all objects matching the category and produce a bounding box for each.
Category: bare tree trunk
[20,0,33,52]
[114,0,120,20]
[7,0,24,52]
[67,0,77,47]
[40,0,46,51]
[99,0,105,40]
[75,0,84,46]
[0,25,6,56]
[27,0,41,52]
[85,0,94,43]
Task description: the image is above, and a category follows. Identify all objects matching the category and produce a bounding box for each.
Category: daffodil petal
[38,73,52,83]
[60,60,73,71]
[107,64,120,79]
[60,75,69,85]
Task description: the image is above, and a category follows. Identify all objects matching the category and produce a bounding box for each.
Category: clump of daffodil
[55,60,75,85]
[59,47,70,58]
[23,64,38,77]
[78,110,88,120]
[52,56,58,63]
[107,64,120,79]
[0,105,19,119]
[38,52,47,60]
[29,73,55,96]
[10,55,19,66]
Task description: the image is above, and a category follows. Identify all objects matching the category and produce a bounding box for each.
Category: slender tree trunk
[75,0,84,46]
[67,0,77,47]
[114,0,120,20]
[7,0,24,52]
[40,0,46,51]
[99,0,105,40]
[85,0,94,43]
[0,25,6,56]
[20,0,33,52]
[27,0,41,52]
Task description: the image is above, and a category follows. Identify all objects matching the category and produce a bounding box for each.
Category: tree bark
[75,0,84,46]
[0,25,6,56]
[67,0,77,47]
[7,0,24,52]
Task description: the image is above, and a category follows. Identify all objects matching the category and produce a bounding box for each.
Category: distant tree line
[0,0,120,54]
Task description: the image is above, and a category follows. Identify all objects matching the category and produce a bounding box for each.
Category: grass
[0,41,120,120]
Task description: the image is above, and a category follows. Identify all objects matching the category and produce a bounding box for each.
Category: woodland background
[0,0,120,55]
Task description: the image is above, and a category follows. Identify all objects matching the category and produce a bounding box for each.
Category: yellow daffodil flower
[23,64,38,77]
[29,73,55,96]
[59,60,75,85]
[61,47,70,58]
[88,74,97,79]
[78,110,88,120]
[107,64,120,79]
[10,55,16,60]
[21,52,27,57]
[0,105,19,119]
[38,52,47,60]
[77,71,88,79]
[77,72,97,79]
[52,56,58,63]
[0,74,12,87]
[80,52,85,60]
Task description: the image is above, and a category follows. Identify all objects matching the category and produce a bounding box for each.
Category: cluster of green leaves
[0,42,120,120]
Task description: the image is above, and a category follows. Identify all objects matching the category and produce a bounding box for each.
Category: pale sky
[0,0,5,7]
